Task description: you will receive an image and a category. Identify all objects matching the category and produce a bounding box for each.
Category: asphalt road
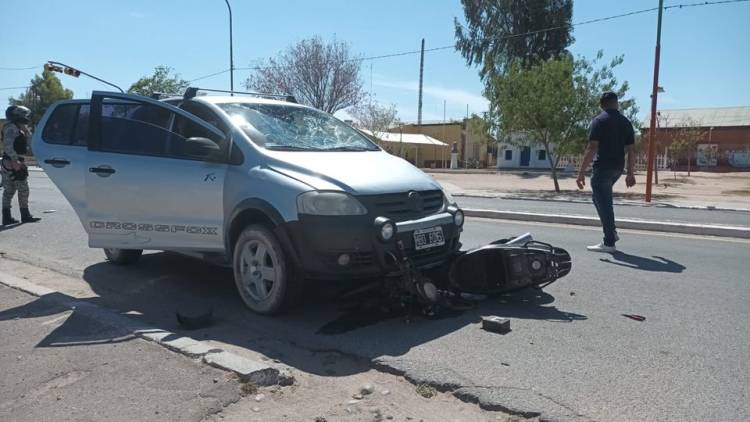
[456,196,750,228]
[2,171,750,421]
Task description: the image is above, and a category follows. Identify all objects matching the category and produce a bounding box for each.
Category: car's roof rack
[184,87,297,104]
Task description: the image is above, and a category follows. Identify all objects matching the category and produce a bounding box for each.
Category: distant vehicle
[33,88,464,314]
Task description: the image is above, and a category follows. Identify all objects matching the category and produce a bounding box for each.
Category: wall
[640,126,750,170]
[399,118,494,168]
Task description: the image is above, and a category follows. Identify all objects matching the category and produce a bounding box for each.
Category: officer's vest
[1,122,28,156]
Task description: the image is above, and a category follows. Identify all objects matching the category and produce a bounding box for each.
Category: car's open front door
[31,100,91,229]
[85,91,228,251]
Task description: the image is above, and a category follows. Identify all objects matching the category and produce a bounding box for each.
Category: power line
[192,0,745,82]
[0,86,30,91]
[665,0,750,10]
[0,66,36,71]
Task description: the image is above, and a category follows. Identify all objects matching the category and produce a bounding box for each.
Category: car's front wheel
[103,248,143,265]
[232,224,302,314]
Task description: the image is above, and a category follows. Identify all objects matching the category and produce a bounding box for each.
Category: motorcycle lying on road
[342,233,573,317]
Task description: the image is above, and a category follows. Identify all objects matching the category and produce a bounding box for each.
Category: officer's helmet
[5,105,31,124]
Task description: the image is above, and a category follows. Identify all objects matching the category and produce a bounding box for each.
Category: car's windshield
[217,102,379,151]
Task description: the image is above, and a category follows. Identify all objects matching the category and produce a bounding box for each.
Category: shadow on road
[491,288,587,322]
[1,252,585,377]
[600,252,686,273]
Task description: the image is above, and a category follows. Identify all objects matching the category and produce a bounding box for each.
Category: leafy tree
[128,66,188,97]
[9,70,73,126]
[246,36,364,114]
[669,118,707,177]
[455,0,573,80]
[483,52,637,192]
[349,95,400,144]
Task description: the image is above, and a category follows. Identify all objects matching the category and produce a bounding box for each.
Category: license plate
[413,226,445,250]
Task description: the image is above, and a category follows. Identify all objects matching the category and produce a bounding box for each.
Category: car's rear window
[42,103,89,146]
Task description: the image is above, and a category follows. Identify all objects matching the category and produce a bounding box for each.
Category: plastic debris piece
[622,314,646,322]
[481,316,511,334]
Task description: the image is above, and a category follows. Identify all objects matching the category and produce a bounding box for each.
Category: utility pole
[224,0,234,95]
[417,38,425,126]
[645,0,664,202]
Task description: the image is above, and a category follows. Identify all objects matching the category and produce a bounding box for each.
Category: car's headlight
[297,191,367,216]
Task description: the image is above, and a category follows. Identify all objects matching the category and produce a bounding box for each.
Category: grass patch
[415,383,437,399]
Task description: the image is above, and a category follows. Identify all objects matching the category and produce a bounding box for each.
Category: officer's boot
[2,208,19,225]
[20,208,40,223]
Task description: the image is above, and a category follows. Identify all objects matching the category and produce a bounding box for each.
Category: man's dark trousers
[591,167,622,247]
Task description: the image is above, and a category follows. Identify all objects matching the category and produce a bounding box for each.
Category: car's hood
[264,150,442,194]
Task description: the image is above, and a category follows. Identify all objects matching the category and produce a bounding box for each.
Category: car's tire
[232,224,302,315]
[103,248,143,265]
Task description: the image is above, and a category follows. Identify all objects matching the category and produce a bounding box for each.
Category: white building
[495,132,560,169]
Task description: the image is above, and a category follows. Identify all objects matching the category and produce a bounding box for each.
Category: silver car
[33,90,464,314]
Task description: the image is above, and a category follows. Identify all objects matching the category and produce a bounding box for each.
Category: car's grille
[359,190,444,220]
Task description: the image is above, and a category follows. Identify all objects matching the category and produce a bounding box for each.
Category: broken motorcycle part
[481,316,511,334]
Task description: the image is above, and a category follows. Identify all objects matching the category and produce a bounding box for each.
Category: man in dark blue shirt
[576,92,636,252]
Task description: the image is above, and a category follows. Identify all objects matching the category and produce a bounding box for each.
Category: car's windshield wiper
[321,146,375,152]
[266,145,322,151]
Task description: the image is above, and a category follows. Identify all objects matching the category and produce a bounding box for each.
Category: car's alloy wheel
[240,239,279,302]
[232,225,301,314]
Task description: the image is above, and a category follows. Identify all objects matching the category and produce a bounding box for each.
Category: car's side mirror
[184,137,222,161]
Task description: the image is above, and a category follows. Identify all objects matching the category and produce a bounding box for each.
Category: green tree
[455,0,573,80]
[9,70,73,126]
[483,52,637,192]
[128,66,188,97]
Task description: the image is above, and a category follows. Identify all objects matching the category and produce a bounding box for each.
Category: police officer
[2,105,40,225]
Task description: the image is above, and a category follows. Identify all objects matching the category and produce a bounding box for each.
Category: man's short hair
[600,91,618,107]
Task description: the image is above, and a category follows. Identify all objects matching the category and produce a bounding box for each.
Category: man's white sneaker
[587,243,616,253]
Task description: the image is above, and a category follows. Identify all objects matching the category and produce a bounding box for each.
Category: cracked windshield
[219,103,379,151]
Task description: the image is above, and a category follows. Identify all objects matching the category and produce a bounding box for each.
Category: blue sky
[1,0,748,123]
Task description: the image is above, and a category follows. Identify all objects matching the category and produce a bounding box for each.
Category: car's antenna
[45,60,125,93]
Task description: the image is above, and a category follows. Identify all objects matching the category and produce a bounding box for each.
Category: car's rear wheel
[232,224,302,314]
[103,248,143,265]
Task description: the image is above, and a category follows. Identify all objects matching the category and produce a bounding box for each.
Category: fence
[554,154,669,171]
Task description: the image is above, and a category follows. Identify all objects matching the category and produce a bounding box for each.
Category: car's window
[42,104,79,145]
[217,103,379,151]
[180,101,228,133]
[73,104,90,146]
[98,100,223,161]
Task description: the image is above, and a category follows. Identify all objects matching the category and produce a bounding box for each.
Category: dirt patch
[722,189,750,196]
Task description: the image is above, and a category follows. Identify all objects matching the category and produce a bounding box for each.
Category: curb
[0,270,291,386]
[454,193,750,213]
[464,208,750,239]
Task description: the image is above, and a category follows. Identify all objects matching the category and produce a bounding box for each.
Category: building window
[537,149,546,161]
[505,150,513,160]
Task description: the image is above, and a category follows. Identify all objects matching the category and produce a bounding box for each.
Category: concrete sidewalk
[456,196,750,228]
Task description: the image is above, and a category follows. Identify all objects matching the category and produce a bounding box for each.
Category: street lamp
[224,0,234,95]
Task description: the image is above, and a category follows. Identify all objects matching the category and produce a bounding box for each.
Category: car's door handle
[44,158,70,168]
[89,166,116,177]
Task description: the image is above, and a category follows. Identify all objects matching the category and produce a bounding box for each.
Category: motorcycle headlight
[297,191,367,216]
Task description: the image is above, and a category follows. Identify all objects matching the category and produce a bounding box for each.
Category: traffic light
[43,63,63,73]
[44,62,80,77]
[63,66,81,77]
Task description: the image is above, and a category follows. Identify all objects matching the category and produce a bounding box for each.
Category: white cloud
[374,78,488,113]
